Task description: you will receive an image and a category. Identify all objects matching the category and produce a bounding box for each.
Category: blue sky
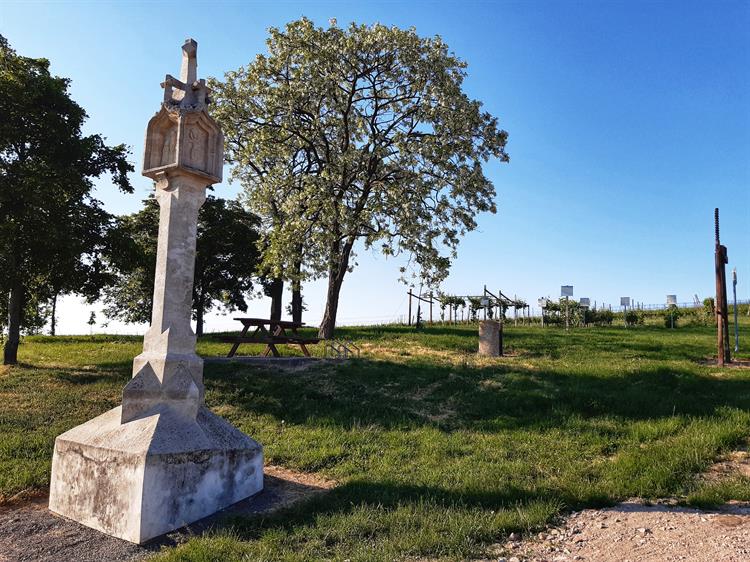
[2,0,749,333]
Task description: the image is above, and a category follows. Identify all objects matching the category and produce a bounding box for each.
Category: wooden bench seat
[218,335,321,345]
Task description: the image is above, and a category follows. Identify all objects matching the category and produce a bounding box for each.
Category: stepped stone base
[49,405,263,544]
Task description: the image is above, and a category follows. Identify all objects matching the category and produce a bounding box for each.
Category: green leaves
[0,35,134,335]
[101,196,262,334]
[212,19,508,332]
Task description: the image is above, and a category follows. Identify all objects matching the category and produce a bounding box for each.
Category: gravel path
[495,500,750,562]
[0,466,334,562]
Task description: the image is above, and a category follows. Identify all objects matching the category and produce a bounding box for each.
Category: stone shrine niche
[142,106,223,183]
[179,111,222,180]
[143,108,178,171]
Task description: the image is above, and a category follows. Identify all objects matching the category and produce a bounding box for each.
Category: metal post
[408,289,412,326]
[565,297,569,331]
[733,268,738,352]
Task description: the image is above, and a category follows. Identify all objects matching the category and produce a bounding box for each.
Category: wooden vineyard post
[715,208,731,365]
[499,300,504,356]
[429,292,433,324]
[483,285,488,321]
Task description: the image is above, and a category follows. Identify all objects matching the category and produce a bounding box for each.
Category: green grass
[1,321,749,560]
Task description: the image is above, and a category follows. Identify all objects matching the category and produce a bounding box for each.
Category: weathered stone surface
[478,320,500,357]
[49,38,264,544]
[49,406,263,543]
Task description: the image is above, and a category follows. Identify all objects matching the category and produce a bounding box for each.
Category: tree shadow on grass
[11,362,132,385]
[189,478,580,558]
[206,357,750,433]
[52,370,129,385]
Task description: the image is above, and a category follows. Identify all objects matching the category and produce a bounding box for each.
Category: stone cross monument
[49,39,264,544]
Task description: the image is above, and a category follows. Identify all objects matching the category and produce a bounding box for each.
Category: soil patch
[0,465,334,562]
[697,358,750,369]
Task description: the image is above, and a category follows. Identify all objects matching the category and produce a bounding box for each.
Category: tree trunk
[50,292,57,336]
[4,282,23,365]
[318,241,354,339]
[291,255,303,324]
[195,291,205,337]
[269,277,283,321]
[319,272,345,339]
[291,281,303,324]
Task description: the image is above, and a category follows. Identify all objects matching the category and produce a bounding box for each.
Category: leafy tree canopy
[102,195,262,336]
[0,35,133,362]
[211,18,508,337]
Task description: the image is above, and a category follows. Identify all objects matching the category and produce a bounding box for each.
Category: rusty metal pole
[715,209,731,365]
[715,209,724,365]
[721,256,730,362]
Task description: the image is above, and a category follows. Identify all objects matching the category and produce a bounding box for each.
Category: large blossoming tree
[211,18,509,338]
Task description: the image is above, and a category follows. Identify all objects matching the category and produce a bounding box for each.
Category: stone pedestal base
[49,405,263,544]
[478,320,501,357]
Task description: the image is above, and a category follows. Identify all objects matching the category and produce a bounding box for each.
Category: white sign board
[561,285,574,297]
[620,297,630,307]
[666,295,677,306]
[538,297,549,308]
[580,298,590,308]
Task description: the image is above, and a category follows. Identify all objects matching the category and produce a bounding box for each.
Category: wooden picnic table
[220,317,320,358]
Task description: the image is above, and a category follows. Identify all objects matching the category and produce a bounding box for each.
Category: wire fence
[329,298,750,327]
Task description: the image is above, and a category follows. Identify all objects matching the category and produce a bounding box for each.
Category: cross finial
[161,38,209,110]
[180,38,198,85]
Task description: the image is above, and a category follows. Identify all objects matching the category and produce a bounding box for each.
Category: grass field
[1,320,749,560]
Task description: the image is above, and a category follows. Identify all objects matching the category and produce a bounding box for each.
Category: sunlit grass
[1,319,749,559]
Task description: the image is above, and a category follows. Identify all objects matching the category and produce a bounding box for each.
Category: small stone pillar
[49,40,263,544]
[478,320,501,357]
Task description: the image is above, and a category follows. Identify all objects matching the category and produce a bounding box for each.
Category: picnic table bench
[219,318,321,358]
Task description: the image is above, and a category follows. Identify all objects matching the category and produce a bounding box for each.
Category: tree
[102,195,262,336]
[0,36,133,364]
[211,18,508,338]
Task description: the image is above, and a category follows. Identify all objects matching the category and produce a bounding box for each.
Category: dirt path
[494,500,750,562]
[0,466,334,562]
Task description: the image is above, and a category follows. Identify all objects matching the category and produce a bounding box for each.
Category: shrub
[663,306,681,328]
[625,310,642,326]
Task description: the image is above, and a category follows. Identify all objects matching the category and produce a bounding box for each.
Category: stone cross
[162,38,208,110]
[49,39,263,544]
[180,38,197,85]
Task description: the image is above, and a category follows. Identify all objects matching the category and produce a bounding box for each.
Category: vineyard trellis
[406,285,529,326]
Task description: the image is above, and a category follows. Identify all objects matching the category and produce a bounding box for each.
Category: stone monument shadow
[0,469,332,562]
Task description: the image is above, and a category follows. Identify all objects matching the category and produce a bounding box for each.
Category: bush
[663,306,681,328]
[591,309,614,325]
[625,310,643,326]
